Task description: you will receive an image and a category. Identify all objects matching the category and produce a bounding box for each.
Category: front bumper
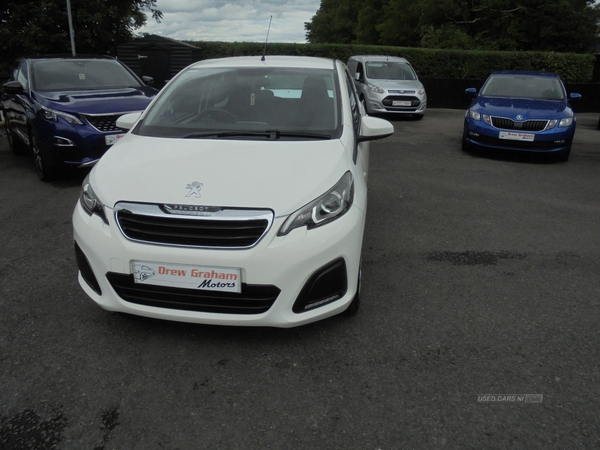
[366,92,427,115]
[463,118,575,153]
[72,201,365,328]
[35,117,125,168]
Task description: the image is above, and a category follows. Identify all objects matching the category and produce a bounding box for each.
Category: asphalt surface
[1,109,599,449]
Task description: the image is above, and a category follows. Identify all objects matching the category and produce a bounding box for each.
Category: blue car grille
[491,117,548,132]
[84,114,126,132]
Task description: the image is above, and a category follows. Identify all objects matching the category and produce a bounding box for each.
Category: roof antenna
[261,16,272,62]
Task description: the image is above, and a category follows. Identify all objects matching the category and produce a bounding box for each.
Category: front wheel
[5,120,28,155]
[555,144,571,162]
[31,130,66,181]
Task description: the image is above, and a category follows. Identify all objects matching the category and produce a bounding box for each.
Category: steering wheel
[196,108,238,123]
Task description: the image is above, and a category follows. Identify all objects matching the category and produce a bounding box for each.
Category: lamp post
[66,0,76,56]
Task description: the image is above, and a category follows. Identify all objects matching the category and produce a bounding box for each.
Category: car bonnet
[91,134,351,217]
[33,87,157,115]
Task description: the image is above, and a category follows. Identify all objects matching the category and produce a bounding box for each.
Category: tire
[344,261,361,316]
[461,131,472,152]
[30,130,66,181]
[412,114,424,121]
[555,144,571,162]
[5,120,28,155]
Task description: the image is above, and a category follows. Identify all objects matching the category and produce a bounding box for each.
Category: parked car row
[462,71,580,161]
[0,56,159,180]
[0,53,582,328]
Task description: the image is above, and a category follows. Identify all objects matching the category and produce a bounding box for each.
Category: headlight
[80,174,108,224]
[278,172,354,236]
[559,117,573,127]
[40,105,83,125]
[367,83,385,94]
[468,110,481,121]
[418,88,425,96]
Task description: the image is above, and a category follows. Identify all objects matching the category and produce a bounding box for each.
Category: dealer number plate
[131,261,241,293]
[105,134,125,146]
[499,131,535,142]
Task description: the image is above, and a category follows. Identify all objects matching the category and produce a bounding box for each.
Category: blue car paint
[463,71,578,158]
[1,56,159,179]
[30,86,158,165]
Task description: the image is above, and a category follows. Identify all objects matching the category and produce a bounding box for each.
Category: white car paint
[72,56,393,327]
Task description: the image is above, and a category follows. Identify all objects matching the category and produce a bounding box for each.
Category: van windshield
[365,62,417,81]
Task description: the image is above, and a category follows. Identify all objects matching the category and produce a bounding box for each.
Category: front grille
[84,113,126,132]
[115,203,273,249]
[491,117,548,131]
[106,272,280,314]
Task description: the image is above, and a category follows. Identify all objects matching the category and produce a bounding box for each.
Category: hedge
[184,41,595,83]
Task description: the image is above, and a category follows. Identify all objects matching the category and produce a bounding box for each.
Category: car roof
[188,55,337,70]
[348,55,409,64]
[489,70,560,78]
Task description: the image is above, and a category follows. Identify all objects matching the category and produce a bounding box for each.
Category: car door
[2,60,32,148]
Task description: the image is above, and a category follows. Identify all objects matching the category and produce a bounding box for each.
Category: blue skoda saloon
[462,71,580,161]
[1,56,158,180]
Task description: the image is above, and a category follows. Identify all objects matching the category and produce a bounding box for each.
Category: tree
[305,0,362,44]
[305,0,600,53]
[0,0,161,73]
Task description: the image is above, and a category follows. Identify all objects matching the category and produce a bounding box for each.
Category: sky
[137,0,322,43]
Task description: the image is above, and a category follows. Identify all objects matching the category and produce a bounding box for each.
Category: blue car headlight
[468,110,491,125]
[559,117,573,128]
[40,105,84,125]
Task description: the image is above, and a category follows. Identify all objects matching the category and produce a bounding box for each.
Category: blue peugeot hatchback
[1,56,158,180]
[463,71,580,161]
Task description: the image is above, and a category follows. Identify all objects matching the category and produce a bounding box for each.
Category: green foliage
[305,0,600,54]
[184,41,596,83]
[0,0,161,75]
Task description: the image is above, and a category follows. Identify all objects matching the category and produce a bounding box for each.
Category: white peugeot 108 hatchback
[73,55,394,327]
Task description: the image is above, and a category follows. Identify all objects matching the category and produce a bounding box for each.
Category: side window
[356,63,364,81]
[15,61,28,90]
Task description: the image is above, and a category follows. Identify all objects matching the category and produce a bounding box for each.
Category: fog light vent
[293,258,347,313]
[74,242,102,295]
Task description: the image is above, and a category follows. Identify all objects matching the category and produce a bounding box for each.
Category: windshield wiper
[182,130,332,140]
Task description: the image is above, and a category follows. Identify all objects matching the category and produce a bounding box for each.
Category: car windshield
[31,59,142,91]
[365,61,416,80]
[480,75,565,100]
[136,66,342,140]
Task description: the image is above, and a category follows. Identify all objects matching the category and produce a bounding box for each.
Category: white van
[347,55,427,119]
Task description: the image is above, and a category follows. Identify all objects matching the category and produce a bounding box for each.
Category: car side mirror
[357,116,394,142]
[2,81,24,94]
[142,76,155,85]
[116,112,143,130]
[569,93,581,101]
[355,72,363,83]
[465,87,477,96]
